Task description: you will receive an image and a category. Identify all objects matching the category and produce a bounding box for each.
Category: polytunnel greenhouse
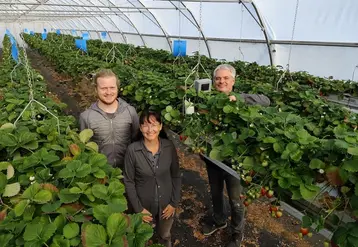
[0,1,358,247]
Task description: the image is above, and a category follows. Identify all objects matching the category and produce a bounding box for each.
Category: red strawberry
[261,187,267,196]
[330,240,339,247]
[300,227,309,236]
[269,205,279,212]
[243,199,251,207]
[0,209,7,222]
[266,190,274,198]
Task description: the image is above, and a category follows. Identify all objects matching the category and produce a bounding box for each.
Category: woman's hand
[162,204,175,220]
[141,208,153,223]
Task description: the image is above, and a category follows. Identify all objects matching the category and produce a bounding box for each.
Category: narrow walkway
[26,49,82,119]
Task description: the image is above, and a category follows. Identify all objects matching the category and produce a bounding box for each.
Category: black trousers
[205,158,245,235]
[154,214,174,247]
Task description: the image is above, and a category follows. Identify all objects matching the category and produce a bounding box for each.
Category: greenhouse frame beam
[58,20,79,34]
[251,2,273,65]
[90,0,129,43]
[56,0,95,39]
[0,9,151,14]
[0,2,186,10]
[162,0,253,2]
[163,0,272,63]
[56,29,358,48]
[104,0,146,46]
[167,1,201,33]
[271,40,358,48]
[14,0,51,22]
[0,17,91,21]
[128,0,173,51]
[78,0,126,43]
[168,0,212,58]
[2,14,126,18]
[172,0,272,65]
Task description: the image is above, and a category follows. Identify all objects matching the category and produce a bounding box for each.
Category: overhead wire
[276,0,300,91]
[172,0,188,71]
[238,1,245,61]
[13,23,61,134]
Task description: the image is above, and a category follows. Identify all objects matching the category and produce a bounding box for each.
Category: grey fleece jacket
[79,97,139,169]
[238,93,271,106]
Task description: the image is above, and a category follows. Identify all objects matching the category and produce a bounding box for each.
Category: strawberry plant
[1,35,161,247]
[24,32,358,247]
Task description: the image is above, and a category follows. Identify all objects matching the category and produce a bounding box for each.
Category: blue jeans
[205,159,245,234]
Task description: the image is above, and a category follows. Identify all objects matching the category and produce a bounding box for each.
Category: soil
[26,49,82,118]
[25,48,329,247]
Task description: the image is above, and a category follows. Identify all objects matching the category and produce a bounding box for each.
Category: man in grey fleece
[79,69,139,169]
[202,64,270,247]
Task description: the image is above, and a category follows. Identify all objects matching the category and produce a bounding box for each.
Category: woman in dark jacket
[123,110,181,247]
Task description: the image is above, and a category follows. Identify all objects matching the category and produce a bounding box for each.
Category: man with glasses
[79,69,139,169]
[202,64,270,247]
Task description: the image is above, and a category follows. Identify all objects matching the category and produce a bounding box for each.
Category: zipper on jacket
[110,119,116,166]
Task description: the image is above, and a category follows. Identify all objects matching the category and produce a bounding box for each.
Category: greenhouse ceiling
[1,0,358,81]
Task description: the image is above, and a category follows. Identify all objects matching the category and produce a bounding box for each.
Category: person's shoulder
[80,104,99,117]
[118,97,137,113]
[79,108,91,118]
[162,139,175,149]
[126,103,137,113]
[117,97,130,106]
[127,104,137,113]
[127,141,141,151]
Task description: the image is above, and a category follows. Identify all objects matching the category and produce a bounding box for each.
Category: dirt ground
[25,48,329,247]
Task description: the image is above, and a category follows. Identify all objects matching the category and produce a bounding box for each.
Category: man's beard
[99,97,117,105]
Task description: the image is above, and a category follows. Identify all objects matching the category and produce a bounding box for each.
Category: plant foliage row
[0,34,161,247]
[24,33,358,247]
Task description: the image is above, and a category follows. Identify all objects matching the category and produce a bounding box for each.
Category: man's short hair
[93,69,120,88]
[213,64,236,79]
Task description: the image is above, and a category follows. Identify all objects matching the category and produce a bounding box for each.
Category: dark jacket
[238,93,271,106]
[123,139,181,215]
[79,97,139,168]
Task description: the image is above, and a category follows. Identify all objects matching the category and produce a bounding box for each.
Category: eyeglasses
[141,123,161,130]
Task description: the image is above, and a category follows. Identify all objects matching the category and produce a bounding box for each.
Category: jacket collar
[90,97,129,117]
[141,139,162,154]
[134,138,171,151]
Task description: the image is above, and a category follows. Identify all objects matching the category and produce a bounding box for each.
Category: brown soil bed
[26,48,328,247]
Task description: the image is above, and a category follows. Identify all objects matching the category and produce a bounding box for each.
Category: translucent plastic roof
[1,0,358,80]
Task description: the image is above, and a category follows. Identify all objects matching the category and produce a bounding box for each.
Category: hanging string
[238,2,245,61]
[276,0,300,90]
[13,23,61,134]
[195,0,203,80]
[172,0,187,70]
[178,1,181,42]
[287,0,300,70]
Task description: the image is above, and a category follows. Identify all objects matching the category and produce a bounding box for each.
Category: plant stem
[0,198,12,210]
